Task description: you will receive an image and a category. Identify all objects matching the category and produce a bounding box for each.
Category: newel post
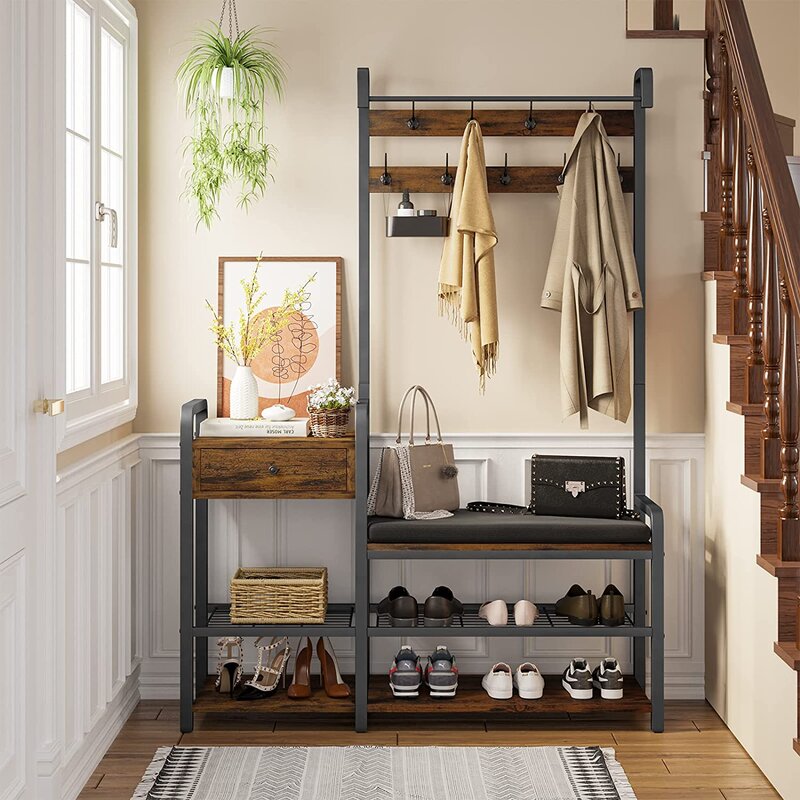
[744,147,764,404]
[761,209,781,479]
[704,0,721,208]
[718,32,735,271]
[779,276,800,562]
[731,88,749,333]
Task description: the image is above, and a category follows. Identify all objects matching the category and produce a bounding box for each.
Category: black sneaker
[562,658,593,700]
[592,658,624,699]
[389,645,422,697]
[424,645,458,697]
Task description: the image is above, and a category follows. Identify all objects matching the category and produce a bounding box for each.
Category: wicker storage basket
[229,567,328,624]
[308,408,351,438]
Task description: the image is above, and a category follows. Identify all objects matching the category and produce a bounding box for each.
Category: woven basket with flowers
[307,379,356,437]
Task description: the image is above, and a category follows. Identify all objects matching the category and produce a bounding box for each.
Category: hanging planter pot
[217,65,234,99]
[177,0,286,229]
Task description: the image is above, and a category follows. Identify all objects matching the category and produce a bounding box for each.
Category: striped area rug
[132,745,636,799]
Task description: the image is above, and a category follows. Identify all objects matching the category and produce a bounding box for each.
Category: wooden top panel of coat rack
[369,165,634,193]
[369,109,635,137]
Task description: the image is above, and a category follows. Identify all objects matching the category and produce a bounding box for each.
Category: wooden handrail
[714,0,800,318]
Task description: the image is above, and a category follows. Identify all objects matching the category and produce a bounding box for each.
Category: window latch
[95,202,118,248]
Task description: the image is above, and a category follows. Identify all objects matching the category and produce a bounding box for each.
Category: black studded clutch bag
[530,454,627,519]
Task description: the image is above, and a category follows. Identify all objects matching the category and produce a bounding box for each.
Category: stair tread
[741,474,782,493]
[756,553,800,576]
[774,641,800,669]
[712,333,749,346]
[726,401,764,416]
[702,269,735,282]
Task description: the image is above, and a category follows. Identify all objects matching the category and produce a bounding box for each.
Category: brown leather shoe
[599,584,626,626]
[554,584,598,626]
[317,637,350,698]
[287,637,313,699]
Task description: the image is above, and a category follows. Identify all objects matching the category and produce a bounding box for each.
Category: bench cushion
[368,509,651,544]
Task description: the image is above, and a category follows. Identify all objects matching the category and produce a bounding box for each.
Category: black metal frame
[176,66,665,735]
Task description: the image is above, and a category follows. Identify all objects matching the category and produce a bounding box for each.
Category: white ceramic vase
[230,365,259,419]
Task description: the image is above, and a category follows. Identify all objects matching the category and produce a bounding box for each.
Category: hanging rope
[217,0,240,41]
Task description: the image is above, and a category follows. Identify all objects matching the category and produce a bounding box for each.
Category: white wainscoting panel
[53,438,141,800]
[0,551,25,800]
[138,432,705,699]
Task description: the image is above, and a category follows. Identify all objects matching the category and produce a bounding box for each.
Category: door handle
[95,202,118,248]
[36,398,65,416]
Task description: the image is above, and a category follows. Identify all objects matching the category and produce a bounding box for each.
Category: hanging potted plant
[177,0,286,228]
[206,257,313,419]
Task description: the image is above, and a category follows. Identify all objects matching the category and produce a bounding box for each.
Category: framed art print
[217,256,342,418]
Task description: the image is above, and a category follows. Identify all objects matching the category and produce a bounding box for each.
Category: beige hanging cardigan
[439,120,499,391]
[542,112,643,428]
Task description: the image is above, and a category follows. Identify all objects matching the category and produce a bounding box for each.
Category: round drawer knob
[268,464,280,476]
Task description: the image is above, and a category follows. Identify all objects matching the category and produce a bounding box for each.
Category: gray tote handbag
[367,385,460,519]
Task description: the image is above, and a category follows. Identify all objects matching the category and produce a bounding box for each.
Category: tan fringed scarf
[438,120,499,391]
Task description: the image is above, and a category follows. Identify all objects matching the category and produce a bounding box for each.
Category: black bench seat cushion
[368,509,651,544]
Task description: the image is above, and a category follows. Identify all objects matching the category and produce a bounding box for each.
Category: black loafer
[599,584,625,626]
[423,586,464,627]
[554,584,599,626]
[377,586,418,627]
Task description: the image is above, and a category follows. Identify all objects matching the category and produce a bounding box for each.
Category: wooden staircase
[704,0,800,756]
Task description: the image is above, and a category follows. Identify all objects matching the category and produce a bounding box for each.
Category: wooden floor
[80,700,782,799]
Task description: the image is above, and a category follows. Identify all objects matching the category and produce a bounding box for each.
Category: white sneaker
[478,600,508,626]
[513,600,539,626]
[513,662,544,699]
[562,658,594,699]
[481,662,513,699]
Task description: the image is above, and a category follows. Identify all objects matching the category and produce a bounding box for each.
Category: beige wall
[132,0,711,435]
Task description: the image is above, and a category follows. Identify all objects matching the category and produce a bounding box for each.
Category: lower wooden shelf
[193,675,650,718]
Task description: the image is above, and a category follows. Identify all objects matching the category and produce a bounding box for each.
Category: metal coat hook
[406,101,420,130]
[557,152,567,185]
[468,100,475,121]
[500,153,511,186]
[380,153,392,185]
[587,99,594,113]
[524,100,537,132]
[441,152,454,186]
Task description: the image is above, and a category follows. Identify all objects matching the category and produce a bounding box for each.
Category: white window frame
[59,0,137,451]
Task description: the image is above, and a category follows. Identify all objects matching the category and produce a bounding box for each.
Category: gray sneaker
[562,658,593,699]
[592,658,624,699]
[424,645,458,697]
[389,645,422,697]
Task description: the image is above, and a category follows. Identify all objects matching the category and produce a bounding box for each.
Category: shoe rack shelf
[203,603,356,637]
[370,603,652,638]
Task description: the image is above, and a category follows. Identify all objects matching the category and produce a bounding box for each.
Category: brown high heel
[316,636,350,698]
[287,637,313,699]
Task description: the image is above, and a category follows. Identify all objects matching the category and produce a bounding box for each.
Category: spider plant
[177,25,286,228]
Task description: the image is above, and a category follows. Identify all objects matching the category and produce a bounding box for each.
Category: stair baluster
[731,88,749,333]
[762,209,781,479]
[744,146,764,404]
[718,33,735,271]
[779,276,800,562]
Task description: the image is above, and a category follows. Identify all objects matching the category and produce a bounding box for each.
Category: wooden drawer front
[194,444,353,498]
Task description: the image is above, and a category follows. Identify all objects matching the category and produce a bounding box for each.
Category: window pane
[101,29,124,155]
[100,150,123,264]
[66,0,91,138]
[101,265,123,383]
[66,261,91,393]
[66,132,91,261]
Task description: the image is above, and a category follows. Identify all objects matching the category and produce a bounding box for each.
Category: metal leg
[633,560,646,689]
[355,404,370,733]
[650,507,665,733]
[195,498,209,695]
[179,409,196,733]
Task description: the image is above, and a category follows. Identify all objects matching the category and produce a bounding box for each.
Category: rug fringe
[130,746,173,799]
[601,747,638,800]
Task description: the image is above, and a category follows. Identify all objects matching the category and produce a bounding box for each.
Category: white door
[0,2,61,798]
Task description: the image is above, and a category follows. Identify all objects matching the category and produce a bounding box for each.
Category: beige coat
[541,112,643,428]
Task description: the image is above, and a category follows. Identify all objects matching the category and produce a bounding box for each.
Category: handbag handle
[396,385,431,445]
[411,386,444,445]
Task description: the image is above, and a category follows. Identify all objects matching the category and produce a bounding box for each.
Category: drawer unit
[192,436,355,499]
